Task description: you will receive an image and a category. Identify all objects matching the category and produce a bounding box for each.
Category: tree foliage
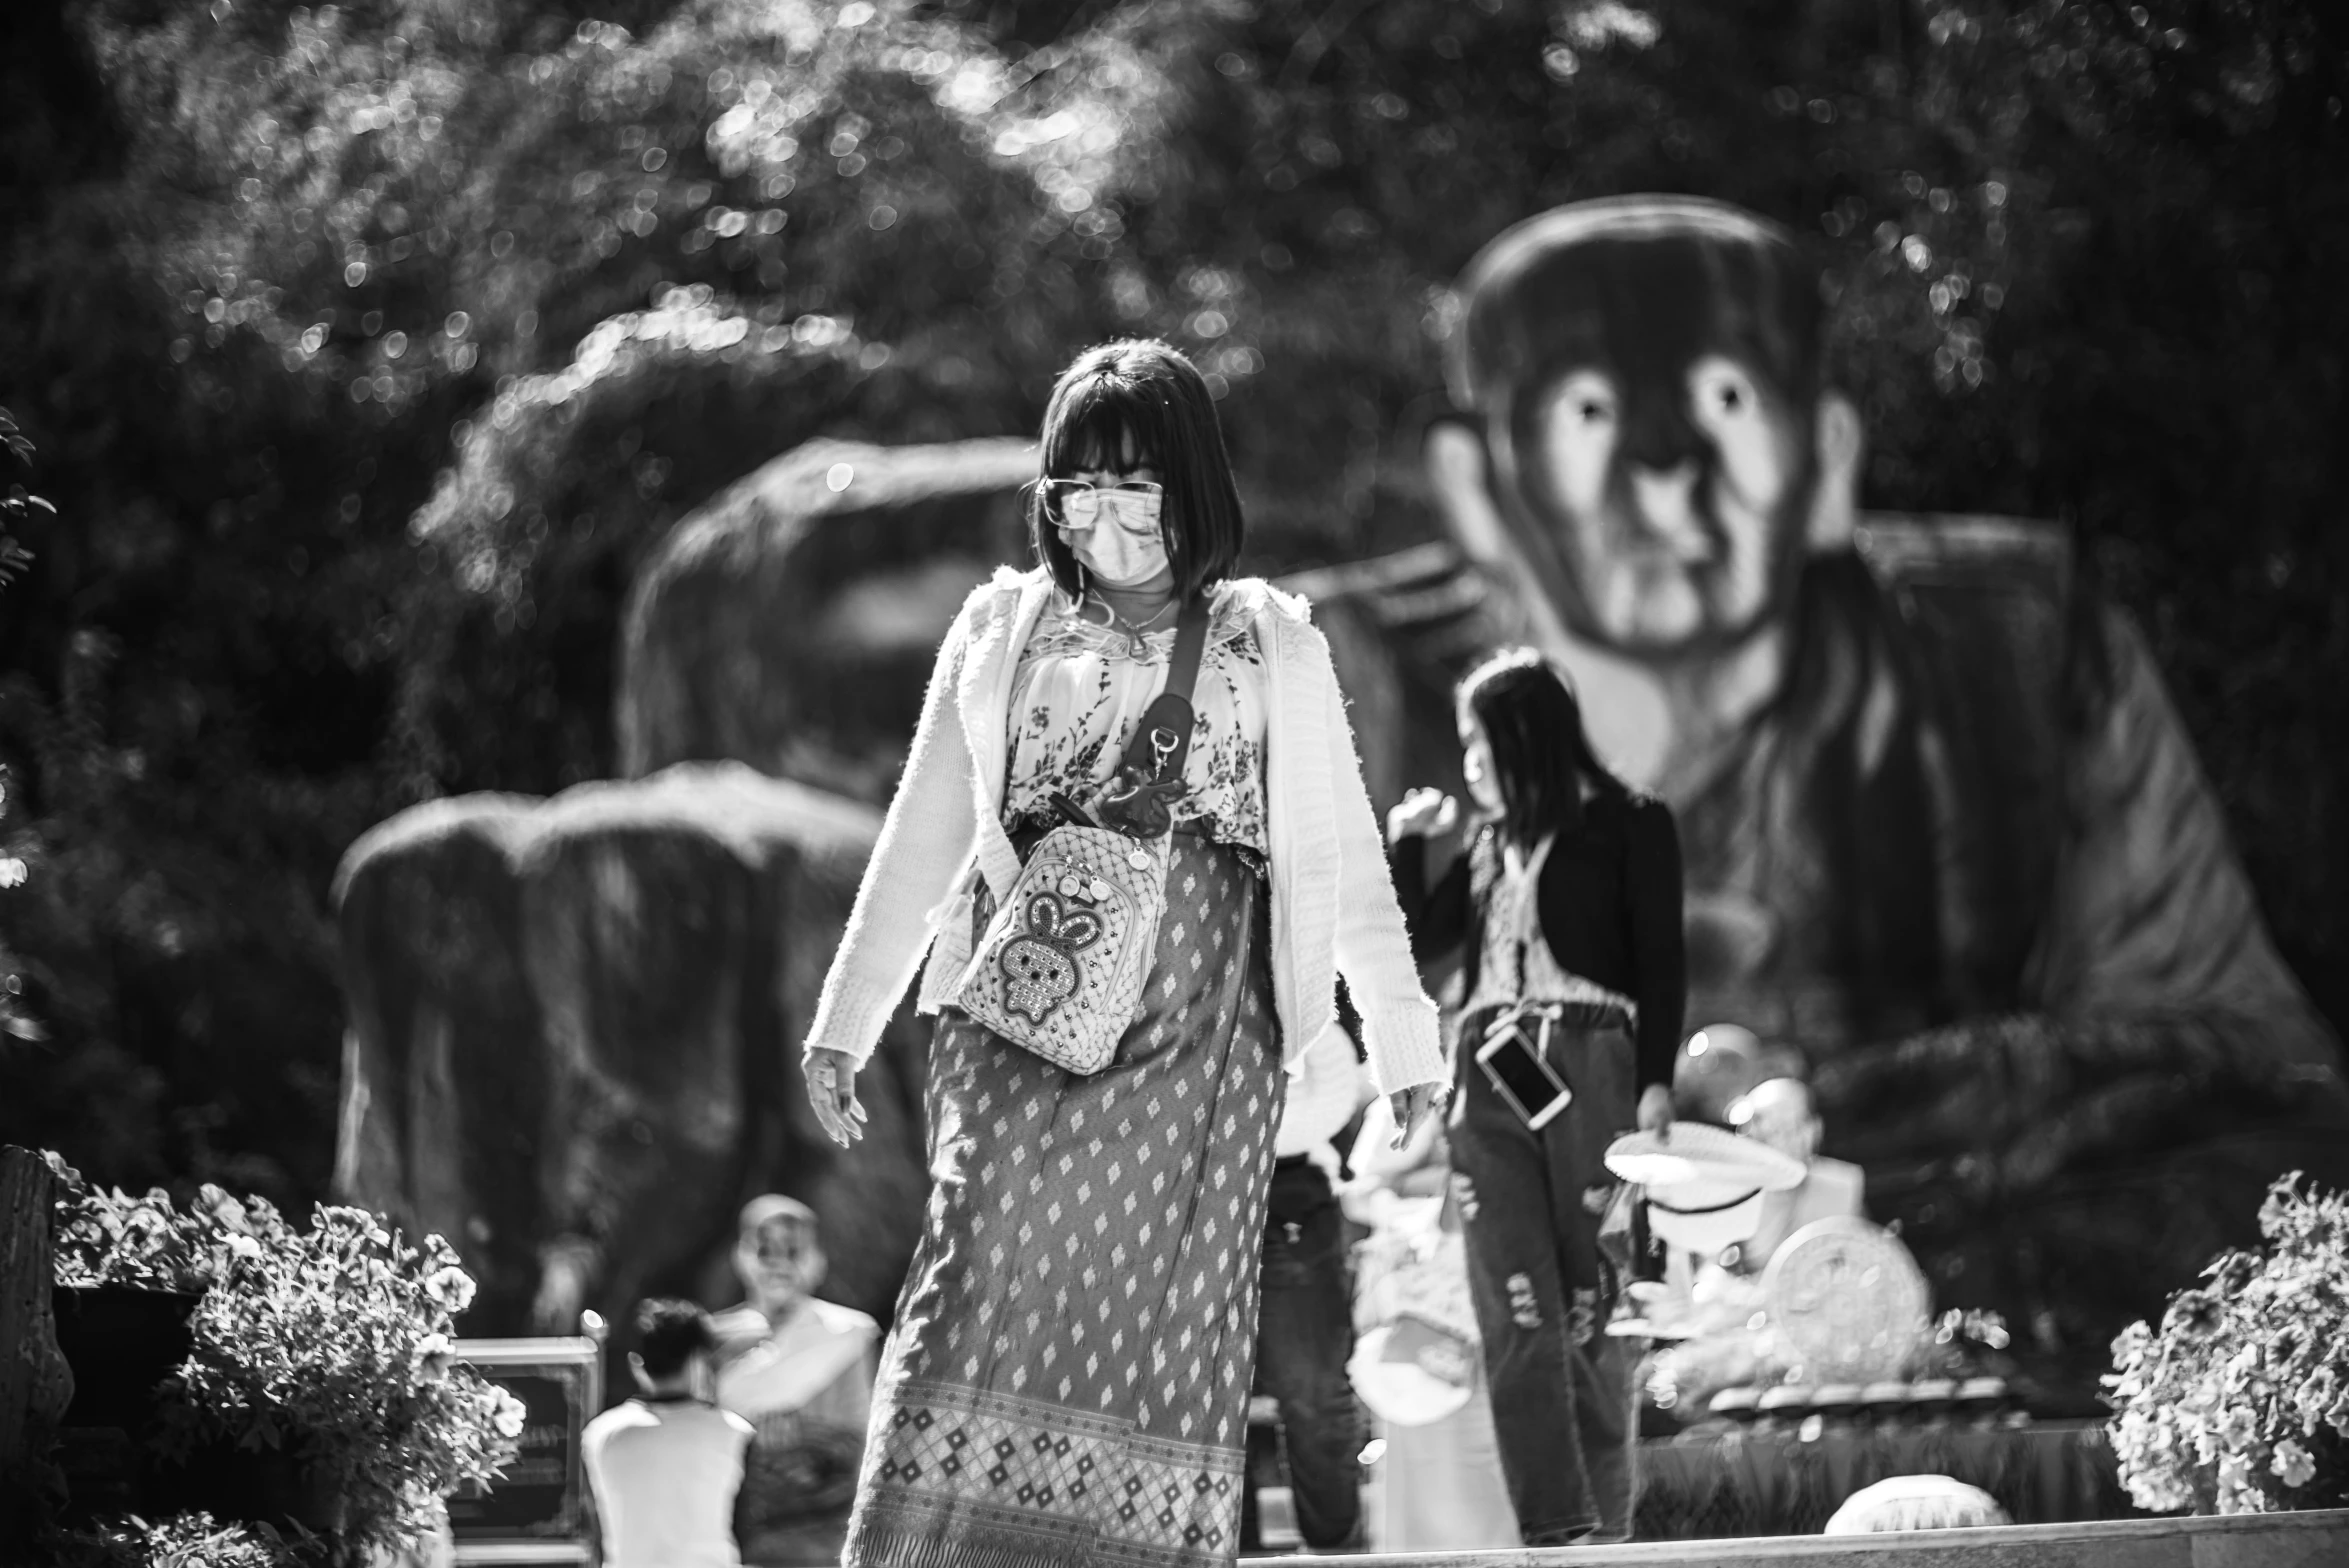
[1,0,2342,1205]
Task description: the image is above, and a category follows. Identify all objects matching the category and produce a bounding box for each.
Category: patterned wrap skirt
[845,831,1287,1568]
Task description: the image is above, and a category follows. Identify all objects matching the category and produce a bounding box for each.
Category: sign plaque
[449,1336,603,1565]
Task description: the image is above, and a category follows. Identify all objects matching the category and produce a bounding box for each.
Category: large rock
[618,437,1037,803]
[334,793,546,1329]
[333,763,931,1335]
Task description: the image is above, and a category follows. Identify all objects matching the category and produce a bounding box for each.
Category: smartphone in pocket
[1476,1010,1574,1130]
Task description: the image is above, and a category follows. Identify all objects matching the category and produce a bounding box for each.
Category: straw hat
[1604,1123,1807,1254]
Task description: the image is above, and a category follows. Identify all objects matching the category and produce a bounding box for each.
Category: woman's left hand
[805,1047,868,1148]
[1388,1082,1447,1148]
[1637,1082,1674,1136]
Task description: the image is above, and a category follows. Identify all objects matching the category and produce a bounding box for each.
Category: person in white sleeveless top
[583,1298,755,1568]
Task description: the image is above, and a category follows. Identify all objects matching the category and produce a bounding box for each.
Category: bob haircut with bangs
[1029,340,1245,602]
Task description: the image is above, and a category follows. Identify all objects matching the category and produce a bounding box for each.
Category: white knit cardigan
[802,565,1448,1095]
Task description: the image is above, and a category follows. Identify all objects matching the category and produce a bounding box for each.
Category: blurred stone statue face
[1515,353,1811,651]
[1433,197,1862,664]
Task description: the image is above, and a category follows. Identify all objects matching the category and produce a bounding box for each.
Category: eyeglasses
[1041,478,1164,532]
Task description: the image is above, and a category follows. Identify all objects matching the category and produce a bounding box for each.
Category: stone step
[1280,1506,2349,1568]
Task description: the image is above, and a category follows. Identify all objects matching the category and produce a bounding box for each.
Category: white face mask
[1059,488,1169,588]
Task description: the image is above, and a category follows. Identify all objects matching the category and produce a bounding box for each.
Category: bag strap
[1116,595,1211,783]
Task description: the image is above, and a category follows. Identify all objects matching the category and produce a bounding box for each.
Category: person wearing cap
[1387,647,1684,1546]
[711,1195,881,1567]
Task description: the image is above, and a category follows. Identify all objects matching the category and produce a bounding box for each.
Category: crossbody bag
[950,596,1209,1076]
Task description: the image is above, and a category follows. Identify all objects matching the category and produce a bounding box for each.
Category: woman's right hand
[1385,787,1460,847]
[805,1047,868,1148]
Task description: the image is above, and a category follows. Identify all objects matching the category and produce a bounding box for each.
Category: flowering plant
[55,1511,292,1568]
[51,1157,252,1295]
[2105,1172,2349,1514]
[50,1159,525,1564]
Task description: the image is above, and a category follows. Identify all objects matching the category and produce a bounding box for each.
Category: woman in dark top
[1386,646,1684,1546]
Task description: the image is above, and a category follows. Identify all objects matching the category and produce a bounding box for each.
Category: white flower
[2191,1417,2221,1466]
[2217,1449,2258,1510]
[225,1234,265,1262]
[2122,1464,2194,1515]
[415,1330,456,1382]
[2295,1367,2340,1432]
[492,1391,526,1438]
[2273,1438,2316,1489]
[425,1265,477,1315]
[2219,1406,2257,1449]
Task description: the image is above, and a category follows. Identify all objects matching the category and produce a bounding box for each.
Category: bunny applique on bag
[952,597,1209,1075]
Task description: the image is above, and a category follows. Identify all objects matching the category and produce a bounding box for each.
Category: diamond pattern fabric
[846,834,1286,1568]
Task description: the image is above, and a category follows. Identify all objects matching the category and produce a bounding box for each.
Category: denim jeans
[1239,1157,1365,1551]
[1449,1014,1639,1545]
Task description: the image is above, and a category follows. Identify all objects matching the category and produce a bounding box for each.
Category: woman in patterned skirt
[799,339,1446,1568]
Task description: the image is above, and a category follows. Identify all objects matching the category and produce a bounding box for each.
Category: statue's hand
[1811,1016,2074,1164]
[804,1047,868,1148]
[1386,787,1460,847]
[1808,1012,2264,1198]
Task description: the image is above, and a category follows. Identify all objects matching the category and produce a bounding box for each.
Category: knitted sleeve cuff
[802,970,904,1072]
[1360,995,1448,1096]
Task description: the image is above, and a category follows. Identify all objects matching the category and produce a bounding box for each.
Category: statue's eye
[1693,362,1757,421]
[1545,371,1619,444]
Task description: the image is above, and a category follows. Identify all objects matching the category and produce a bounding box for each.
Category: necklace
[1085,589,1176,658]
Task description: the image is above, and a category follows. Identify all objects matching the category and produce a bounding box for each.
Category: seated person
[1725,1077,1866,1274]
[584,1298,756,1568]
[712,1195,881,1568]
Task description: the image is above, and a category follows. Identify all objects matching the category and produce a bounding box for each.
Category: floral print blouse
[1003,589,1269,856]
